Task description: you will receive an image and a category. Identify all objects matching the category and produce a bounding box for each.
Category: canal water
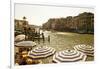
[34,30,94,64]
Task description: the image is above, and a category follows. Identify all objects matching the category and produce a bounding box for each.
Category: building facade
[43,12,94,33]
[75,12,94,33]
[15,19,29,32]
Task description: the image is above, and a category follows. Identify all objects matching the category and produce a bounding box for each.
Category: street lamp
[23,16,27,40]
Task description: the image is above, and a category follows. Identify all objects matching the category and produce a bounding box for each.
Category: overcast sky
[15,4,94,26]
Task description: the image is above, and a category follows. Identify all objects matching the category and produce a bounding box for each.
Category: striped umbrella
[74,44,94,56]
[28,46,56,59]
[53,49,87,63]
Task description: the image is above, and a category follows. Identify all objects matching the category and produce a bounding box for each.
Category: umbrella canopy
[74,44,94,56]
[53,49,87,63]
[28,46,56,59]
[15,34,25,42]
[15,41,37,47]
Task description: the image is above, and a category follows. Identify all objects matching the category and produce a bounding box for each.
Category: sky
[15,4,94,26]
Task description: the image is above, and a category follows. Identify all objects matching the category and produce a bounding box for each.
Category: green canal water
[34,31,94,64]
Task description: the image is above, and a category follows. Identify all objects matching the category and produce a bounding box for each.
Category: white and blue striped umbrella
[74,44,94,56]
[53,49,87,63]
[28,46,56,59]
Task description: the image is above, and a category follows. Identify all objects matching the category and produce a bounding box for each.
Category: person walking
[48,35,50,43]
[42,32,45,43]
